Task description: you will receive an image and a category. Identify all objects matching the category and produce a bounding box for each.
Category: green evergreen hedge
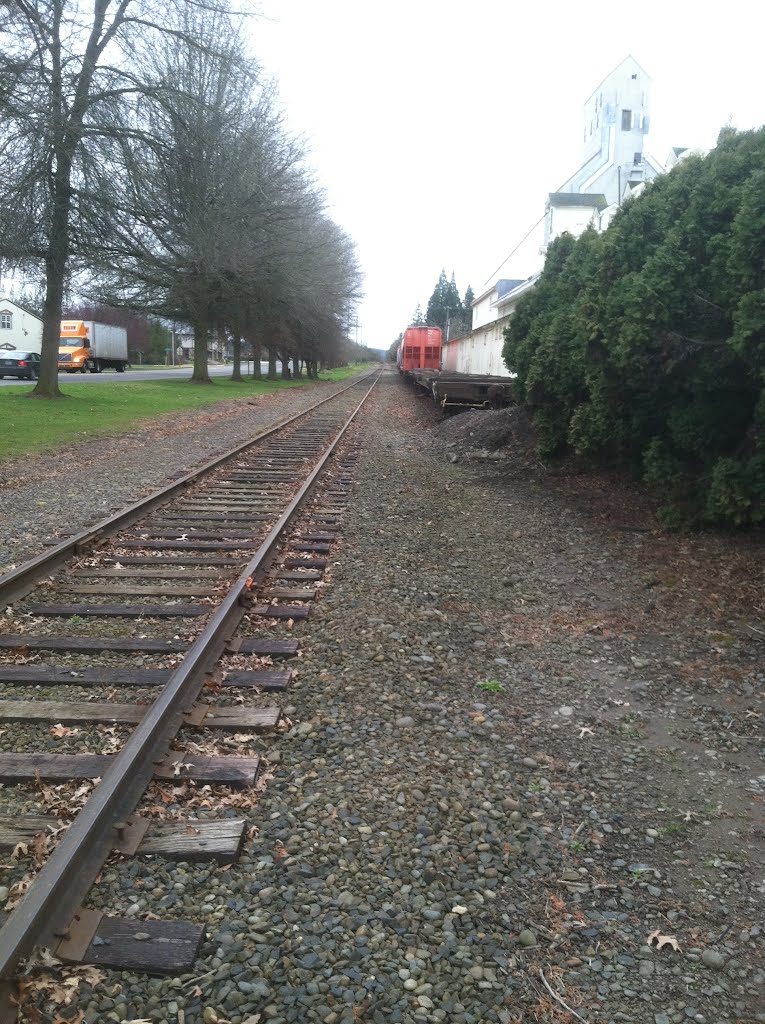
[502,126,765,527]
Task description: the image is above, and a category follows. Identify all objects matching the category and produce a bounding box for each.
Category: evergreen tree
[425,269,465,337]
[446,272,461,320]
[411,303,426,326]
[446,283,474,340]
[425,270,448,329]
[463,285,475,319]
[502,125,765,527]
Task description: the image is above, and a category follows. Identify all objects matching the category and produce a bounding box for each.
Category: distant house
[0,299,43,351]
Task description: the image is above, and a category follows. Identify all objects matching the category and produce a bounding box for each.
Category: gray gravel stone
[7,372,763,1024]
[702,949,727,969]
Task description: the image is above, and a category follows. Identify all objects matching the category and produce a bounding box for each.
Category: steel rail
[0,371,378,608]
[0,372,379,981]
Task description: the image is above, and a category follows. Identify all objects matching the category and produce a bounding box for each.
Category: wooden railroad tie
[0,815,246,864]
[24,603,210,618]
[283,556,328,569]
[54,908,205,974]
[0,631,300,652]
[73,567,225,578]
[0,666,294,689]
[266,587,317,600]
[117,539,257,551]
[103,556,240,566]
[273,569,323,581]
[252,604,310,621]
[131,529,265,540]
[0,700,280,731]
[66,585,218,596]
[0,752,261,786]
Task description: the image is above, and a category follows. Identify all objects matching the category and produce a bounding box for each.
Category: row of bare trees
[0,0,362,397]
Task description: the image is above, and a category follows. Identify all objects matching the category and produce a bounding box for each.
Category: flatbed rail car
[409,369,514,409]
[397,326,442,372]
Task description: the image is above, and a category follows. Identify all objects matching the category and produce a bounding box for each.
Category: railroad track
[0,371,378,1014]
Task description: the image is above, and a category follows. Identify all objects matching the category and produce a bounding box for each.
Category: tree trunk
[191,315,211,383]
[250,340,261,378]
[292,356,301,378]
[31,165,73,398]
[231,332,243,381]
[267,346,278,380]
[280,351,291,379]
[32,256,66,398]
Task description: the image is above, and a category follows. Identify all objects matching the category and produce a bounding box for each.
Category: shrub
[502,126,765,527]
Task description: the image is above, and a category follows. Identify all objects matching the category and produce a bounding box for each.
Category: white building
[445,55,674,379]
[443,277,536,376]
[0,299,43,351]
[557,57,664,203]
[544,192,608,249]
[541,56,665,251]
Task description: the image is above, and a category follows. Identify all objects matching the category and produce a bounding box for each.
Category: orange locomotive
[397,326,442,373]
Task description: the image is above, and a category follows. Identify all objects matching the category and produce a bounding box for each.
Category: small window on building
[621,109,632,131]
[634,152,642,165]
[0,311,12,330]
[631,73,637,80]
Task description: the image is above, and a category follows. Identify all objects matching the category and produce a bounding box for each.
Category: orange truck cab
[58,320,129,374]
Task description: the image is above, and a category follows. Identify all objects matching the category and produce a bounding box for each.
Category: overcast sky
[254,1,765,349]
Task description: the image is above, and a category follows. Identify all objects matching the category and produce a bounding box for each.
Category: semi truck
[58,320,129,373]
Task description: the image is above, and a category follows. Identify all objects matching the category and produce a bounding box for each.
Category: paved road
[0,363,281,387]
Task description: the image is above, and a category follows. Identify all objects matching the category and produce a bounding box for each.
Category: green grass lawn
[127,362,180,370]
[0,363,375,462]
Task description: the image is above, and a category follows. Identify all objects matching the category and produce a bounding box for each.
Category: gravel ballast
[6,371,764,1023]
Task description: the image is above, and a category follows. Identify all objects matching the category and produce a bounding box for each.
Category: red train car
[397,326,442,372]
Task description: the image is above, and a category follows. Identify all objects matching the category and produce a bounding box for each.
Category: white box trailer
[58,320,129,373]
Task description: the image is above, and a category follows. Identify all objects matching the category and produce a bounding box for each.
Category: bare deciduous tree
[0,0,242,397]
[94,7,362,386]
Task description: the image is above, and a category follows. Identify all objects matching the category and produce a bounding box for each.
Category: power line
[483,213,546,286]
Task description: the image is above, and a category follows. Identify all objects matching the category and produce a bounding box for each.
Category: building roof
[472,278,522,307]
[584,54,651,105]
[495,279,525,300]
[495,275,540,309]
[0,297,43,320]
[548,192,607,211]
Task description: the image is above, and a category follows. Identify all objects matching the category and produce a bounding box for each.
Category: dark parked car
[0,350,41,380]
